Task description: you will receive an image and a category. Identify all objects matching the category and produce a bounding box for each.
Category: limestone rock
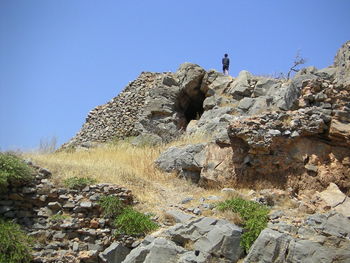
[99,242,130,263]
[155,143,206,182]
[245,212,350,263]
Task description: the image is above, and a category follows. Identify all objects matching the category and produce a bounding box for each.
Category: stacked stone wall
[0,164,134,263]
[62,72,161,149]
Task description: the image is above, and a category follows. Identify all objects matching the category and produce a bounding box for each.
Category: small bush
[0,153,33,191]
[63,176,97,189]
[216,197,269,252]
[114,207,158,235]
[0,218,33,263]
[98,196,124,218]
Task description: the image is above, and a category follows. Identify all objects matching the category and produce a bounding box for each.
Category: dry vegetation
[26,133,226,216]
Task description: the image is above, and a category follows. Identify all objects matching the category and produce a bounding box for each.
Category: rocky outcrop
[121,215,243,263]
[334,40,350,85]
[0,163,134,263]
[63,63,208,149]
[155,143,206,183]
[245,212,350,263]
[156,55,350,194]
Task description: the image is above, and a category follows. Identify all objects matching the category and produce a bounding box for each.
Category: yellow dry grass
[26,133,219,215]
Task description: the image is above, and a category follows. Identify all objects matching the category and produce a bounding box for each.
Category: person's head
[224,53,228,57]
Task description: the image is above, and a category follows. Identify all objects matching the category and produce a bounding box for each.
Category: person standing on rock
[222,53,230,75]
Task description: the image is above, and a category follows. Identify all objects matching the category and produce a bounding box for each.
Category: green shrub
[216,197,269,252]
[63,176,97,189]
[98,196,124,218]
[114,207,158,235]
[0,153,33,191]
[0,218,33,263]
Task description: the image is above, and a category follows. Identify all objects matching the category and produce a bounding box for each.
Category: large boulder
[122,237,187,263]
[155,143,206,183]
[165,216,243,262]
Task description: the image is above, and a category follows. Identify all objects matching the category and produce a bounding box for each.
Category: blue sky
[0,0,349,151]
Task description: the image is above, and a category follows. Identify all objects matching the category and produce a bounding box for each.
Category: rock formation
[56,41,350,262]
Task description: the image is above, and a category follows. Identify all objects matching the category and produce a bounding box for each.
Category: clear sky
[0,0,349,151]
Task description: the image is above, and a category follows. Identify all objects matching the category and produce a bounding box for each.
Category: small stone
[181,197,194,204]
[59,195,70,200]
[22,187,36,194]
[39,195,47,202]
[80,201,92,208]
[63,202,75,209]
[39,167,51,176]
[48,202,62,211]
[0,206,12,214]
[72,242,79,252]
[193,208,202,215]
[291,131,300,137]
[53,231,66,241]
[8,193,24,201]
[305,164,318,173]
[90,219,99,229]
[268,129,281,136]
[206,195,221,201]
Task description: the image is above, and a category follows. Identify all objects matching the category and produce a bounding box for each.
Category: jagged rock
[165,210,194,223]
[318,183,350,218]
[176,63,206,99]
[123,237,187,263]
[99,242,130,263]
[334,40,350,85]
[319,183,346,207]
[200,70,233,95]
[199,143,233,187]
[245,212,350,263]
[155,143,206,182]
[164,217,243,262]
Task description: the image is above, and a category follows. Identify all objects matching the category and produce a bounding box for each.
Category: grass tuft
[216,197,269,252]
[63,176,97,190]
[114,207,158,235]
[98,196,124,218]
[0,218,33,263]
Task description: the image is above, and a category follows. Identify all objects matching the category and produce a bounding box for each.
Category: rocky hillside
[49,41,350,263]
[64,41,350,194]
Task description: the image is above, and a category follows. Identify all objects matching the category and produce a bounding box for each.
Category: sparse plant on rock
[114,207,158,236]
[0,153,33,191]
[98,195,124,218]
[49,213,71,223]
[216,197,269,252]
[63,176,97,190]
[0,218,33,263]
[287,50,306,79]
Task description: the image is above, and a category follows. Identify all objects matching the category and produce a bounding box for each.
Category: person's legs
[223,66,229,75]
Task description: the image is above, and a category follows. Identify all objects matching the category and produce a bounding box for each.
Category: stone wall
[0,163,134,263]
[61,72,160,149]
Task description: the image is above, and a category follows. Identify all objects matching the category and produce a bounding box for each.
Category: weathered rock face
[245,212,350,263]
[156,51,350,194]
[135,63,207,143]
[334,40,350,85]
[226,75,350,194]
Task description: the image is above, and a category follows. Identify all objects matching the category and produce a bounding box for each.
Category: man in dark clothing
[222,53,230,75]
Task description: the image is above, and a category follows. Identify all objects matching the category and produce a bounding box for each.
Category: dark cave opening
[176,89,206,130]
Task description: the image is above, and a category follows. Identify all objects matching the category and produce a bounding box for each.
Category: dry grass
[25,134,217,215]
